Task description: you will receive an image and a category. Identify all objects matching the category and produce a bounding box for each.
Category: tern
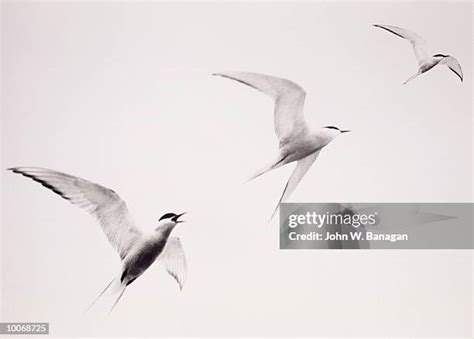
[373,24,463,84]
[213,71,350,218]
[8,167,187,315]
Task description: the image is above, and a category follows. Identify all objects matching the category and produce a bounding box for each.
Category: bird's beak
[175,212,187,223]
[341,130,351,134]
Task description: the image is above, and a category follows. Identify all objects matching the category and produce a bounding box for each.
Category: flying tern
[213,71,350,217]
[8,167,187,315]
[373,24,463,84]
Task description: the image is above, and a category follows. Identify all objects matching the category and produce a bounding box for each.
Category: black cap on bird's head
[323,126,351,133]
[433,53,448,58]
[159,212,186,223]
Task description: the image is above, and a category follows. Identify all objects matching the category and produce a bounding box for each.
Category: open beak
[175,212,187,223]
[341,130,351,134]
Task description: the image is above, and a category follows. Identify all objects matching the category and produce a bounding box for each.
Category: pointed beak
[341,130,351,134]
[175,212,187,223]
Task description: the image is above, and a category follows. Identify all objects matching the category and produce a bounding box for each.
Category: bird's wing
[373,24,428,63]
[272,150,321,218]
[214,71,308,141]
[9,167,141,259]
[159,237,187,290]
[439,56,463,82]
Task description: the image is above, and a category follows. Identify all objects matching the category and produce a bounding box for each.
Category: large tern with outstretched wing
[9,167,187,315]
[213,72,350,218]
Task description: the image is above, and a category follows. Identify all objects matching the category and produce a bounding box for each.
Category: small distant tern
[213,72,350,217]
[373,24,463,84]
[8,167,187,315]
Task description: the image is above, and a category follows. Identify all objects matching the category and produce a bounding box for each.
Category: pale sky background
[1,1,472,337]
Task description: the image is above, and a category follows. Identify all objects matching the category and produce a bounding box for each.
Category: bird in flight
[213,71,350,218]
[373,24,463,84]
[8,167,187,315]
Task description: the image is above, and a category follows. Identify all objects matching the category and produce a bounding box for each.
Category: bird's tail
[83,277,127,316]
[403,72,420,85]
[246,153,288,182]
[107,283,127,316]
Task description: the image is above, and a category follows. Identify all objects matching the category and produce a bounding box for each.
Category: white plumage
[214,72,349,218]
[373,24,463,84]
[9,167,187,314]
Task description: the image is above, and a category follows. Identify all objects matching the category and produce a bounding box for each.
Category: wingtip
[213,71,240,78]
[7,167,39,174]
[245,175,257,184]
[270,204,279,221]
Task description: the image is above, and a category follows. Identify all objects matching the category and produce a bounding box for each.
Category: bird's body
[279,128,336,163]
[419,57,442,73]
[213,71,349,217]
[373,24,463,84]
[121,231,168,285]
[8,167,187,314]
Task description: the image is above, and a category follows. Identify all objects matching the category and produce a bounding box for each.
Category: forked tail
[246,153,288,182]
[83,277,127,316]
[107,284,127,316]
[403,72,420,85]
[270,151,321,220]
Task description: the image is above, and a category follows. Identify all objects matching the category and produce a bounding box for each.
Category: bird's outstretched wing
[159,237,187,290]
[213,71,308,141]
[9,167,141,259]
[440,56,463,82]
[272,150,321,218]
[373,24,428,63]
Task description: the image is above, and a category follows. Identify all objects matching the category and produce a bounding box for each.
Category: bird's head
[156,212,186,230]
[322,126,351,140]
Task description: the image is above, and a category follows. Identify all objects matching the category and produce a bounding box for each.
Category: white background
[1,2,472,337]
